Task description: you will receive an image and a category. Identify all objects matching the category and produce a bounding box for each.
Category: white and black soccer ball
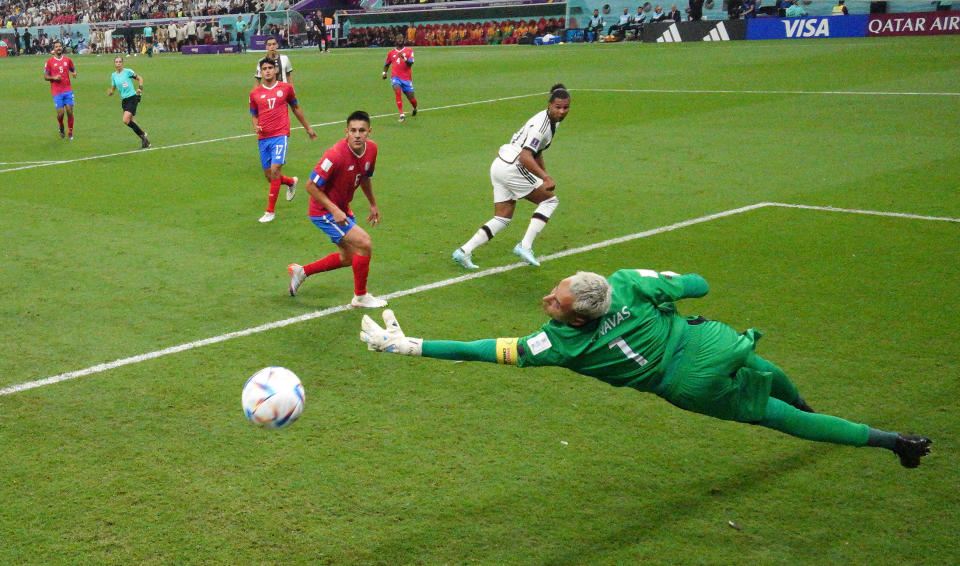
[241,367,305,429]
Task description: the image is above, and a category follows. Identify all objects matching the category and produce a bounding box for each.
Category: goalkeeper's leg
[746,353,814,412]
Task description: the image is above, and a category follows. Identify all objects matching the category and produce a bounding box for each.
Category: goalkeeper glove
[360,309,423,356]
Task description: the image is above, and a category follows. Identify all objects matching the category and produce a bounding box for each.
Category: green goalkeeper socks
[759,398,870,447]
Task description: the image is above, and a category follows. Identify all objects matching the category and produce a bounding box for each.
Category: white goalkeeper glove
[360,309,423,356]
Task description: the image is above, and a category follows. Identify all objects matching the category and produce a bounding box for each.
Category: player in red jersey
[288,110,388,309]
[249,58,317,223]
[44,40,77,140]
[381,38,418,122]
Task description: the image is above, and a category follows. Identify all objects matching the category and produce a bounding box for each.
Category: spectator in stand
[832,0,849,14]
[741,0,757,19]
[586,9,603,42]
[786,0,807,16]
[667,4,682,21]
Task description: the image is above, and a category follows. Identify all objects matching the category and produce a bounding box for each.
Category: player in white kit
[452,84,571,270]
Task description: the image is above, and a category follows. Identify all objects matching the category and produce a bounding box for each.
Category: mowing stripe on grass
[1,202,956,397]
[3,86,954,174]
[0,92,550,174]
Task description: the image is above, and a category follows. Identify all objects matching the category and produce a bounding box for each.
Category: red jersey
[44,56,75,95]
[385,47,414,82]
[249,82,298,139]
[308,138,379,217]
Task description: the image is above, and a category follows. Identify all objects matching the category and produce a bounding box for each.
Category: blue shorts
[390,77,414,94]
[53,91,75,109]
[258,136,288,170]
[310,213,356,244]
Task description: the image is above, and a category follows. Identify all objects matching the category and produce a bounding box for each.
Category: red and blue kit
[385,47,414,81]
[308,138,378,218]
[249,82,298,139]
[44,56,75,95]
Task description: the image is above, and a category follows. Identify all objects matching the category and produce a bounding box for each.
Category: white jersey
[497,109,556,164]
[255,53,293,83]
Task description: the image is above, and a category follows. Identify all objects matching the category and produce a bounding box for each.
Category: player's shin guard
[759,398,869,447]
[304,252,345,275]
[520,196,558,249]
[266,178,281,213]
[352,254,371,296]
[395,90,404,113]
[462,216,511,255]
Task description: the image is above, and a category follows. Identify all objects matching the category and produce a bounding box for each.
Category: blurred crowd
[345,17,566,47]
[0,0,272,27]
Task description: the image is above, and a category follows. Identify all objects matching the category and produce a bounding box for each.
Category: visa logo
[782,18,830,38]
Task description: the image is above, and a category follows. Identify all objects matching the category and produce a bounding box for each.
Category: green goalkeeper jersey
[515,269,709,391]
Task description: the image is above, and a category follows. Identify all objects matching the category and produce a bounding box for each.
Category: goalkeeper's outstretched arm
[360,310,520,365]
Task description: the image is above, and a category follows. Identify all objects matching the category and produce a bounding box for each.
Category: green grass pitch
[1,37,958,564]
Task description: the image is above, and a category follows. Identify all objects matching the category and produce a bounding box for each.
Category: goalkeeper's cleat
[140,134,151,149]
[258,211,275,223]
[288,263,306,296]
[512,244,540,267]
[286,176,298,201]
[351,293,388,309]
[398,114,405,123]
[893,434,932,468]
[452,248,479,270]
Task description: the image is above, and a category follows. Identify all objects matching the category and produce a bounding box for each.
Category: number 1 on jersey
[609,337,648,367]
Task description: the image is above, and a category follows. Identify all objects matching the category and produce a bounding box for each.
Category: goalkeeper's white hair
[567,271,612,321]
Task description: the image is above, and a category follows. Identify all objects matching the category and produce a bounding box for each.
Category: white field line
[3,201,957,397]
[574,88,960,96]
[767,202,960,223]
[0,92,549,174]
[0,160,64,165]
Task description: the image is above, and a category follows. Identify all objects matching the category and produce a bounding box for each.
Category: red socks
[301,253,372,296]
[395,90,404,113]
[266,178,281,213]
[409,97,418,110]
[57,116,64,129]
[304,252,345,275]
[280,175,294,186]
[352,255,371,296]
[67,115,74,134]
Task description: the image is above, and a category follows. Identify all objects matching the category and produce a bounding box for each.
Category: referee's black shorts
[121,94,140,115]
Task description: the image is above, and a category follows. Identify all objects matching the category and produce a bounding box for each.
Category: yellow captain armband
[495,337,520,365]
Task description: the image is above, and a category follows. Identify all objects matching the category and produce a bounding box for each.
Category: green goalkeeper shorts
[656,321,773,423]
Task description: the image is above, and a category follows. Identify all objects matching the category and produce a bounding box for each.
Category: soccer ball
[241,367,305,429]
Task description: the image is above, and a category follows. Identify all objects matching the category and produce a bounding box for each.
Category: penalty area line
[574,88,960,97]
[3,201,956,397]
[1,203,760,397]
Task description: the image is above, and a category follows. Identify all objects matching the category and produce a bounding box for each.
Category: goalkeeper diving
[360,269,933,468]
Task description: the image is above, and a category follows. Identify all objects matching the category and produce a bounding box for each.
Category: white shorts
[490,156,543,203]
